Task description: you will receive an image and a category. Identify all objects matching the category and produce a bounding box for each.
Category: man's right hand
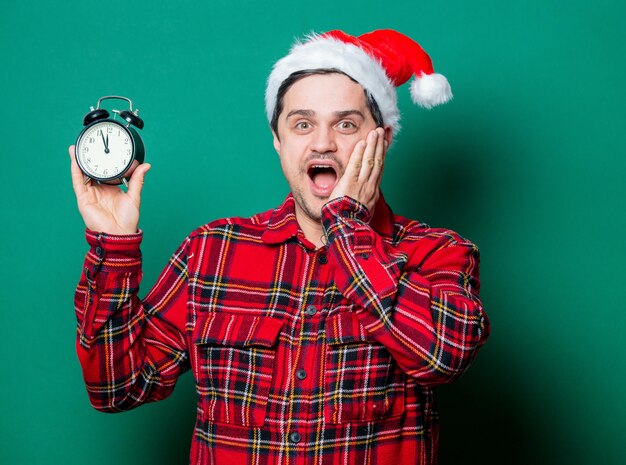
[69,145,151,235]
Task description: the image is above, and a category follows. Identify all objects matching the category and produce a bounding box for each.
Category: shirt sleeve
[322,197,490,387]
[74,229,190,412]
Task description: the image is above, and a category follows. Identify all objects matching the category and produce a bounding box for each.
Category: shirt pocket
[194,313,283,427]
[324,312,405,424]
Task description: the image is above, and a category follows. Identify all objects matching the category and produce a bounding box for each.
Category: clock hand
[100,132,110,154]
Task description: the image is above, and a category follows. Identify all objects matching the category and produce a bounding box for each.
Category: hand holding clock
[69,145,151,235]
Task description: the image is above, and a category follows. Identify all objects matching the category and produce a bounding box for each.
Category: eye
[294,121,312,130]
[337,120,357,132]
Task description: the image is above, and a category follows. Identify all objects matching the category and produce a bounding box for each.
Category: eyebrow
[334,110,366,120]
[286,109,314,119]
[285,109,366,119]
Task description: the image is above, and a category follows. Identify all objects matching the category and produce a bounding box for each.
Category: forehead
[282,73,368,114]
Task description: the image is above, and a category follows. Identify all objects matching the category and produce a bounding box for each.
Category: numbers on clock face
[76,121,133,179]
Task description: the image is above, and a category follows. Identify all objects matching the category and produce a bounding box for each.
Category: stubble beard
[291,186,325,223]
[291,152,344,223]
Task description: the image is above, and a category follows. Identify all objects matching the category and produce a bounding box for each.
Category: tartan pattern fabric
[323,312,406,423]
[195,313,284,427]
[74,195,489,465]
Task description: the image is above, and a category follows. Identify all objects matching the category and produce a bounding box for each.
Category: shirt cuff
[321,196,374,252]
[84,229,143,274]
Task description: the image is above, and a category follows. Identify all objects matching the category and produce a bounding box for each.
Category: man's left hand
[329,127,388,216]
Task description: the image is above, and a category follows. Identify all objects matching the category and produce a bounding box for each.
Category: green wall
[1,1,625,464]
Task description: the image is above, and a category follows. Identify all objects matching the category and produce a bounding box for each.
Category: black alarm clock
[75,96,145,186]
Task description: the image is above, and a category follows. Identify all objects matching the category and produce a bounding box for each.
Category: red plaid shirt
[75,195,489,465]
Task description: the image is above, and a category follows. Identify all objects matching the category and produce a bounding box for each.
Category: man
[70,29,489,465]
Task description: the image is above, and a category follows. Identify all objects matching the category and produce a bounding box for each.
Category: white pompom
[409,73,453,109]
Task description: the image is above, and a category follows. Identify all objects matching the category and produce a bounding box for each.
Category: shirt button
[95,246,104,257]
[289,432,302,444]
[317,254,328,265]
[304,305,317,316]
[360,253,369,260]
[296,369,307,380]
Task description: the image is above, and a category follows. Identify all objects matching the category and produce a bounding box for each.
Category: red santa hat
[265,29,452,133]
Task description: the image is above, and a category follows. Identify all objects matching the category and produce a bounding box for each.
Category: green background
[1,1,624,463]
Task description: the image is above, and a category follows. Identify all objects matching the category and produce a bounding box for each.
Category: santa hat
[265,29,452,133]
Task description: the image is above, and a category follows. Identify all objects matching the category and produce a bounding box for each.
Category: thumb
[127,162,151,203]
[68,145,88,195]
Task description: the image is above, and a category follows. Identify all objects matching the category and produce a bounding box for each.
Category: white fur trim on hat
[265,34,401,133]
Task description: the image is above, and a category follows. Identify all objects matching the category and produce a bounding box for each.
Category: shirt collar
[262,193,395,246]
[261,195,301,245]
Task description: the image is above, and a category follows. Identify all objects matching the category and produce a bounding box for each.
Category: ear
[271,129,281,154]
[383,125,393,147]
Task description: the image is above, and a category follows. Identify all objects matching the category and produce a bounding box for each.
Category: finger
[369,128,386,185]
[69,145,89,195]
[358,130,379,181]
[127,163,151,205]
[344,139,367,182]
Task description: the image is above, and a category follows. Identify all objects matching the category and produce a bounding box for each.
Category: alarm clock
[75,96,145,186]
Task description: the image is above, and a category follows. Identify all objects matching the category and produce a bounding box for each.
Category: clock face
[76,120,134,181]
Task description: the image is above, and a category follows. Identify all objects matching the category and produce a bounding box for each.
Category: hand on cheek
[329,127,387,215]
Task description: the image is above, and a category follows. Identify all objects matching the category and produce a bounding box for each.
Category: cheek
[279,140,307,163]
[342,128,370,147]
[278,152,301,176]
[336,136,363,163]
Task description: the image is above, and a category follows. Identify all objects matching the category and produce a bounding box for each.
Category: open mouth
[306,159,340,198]
[308,165,337,188]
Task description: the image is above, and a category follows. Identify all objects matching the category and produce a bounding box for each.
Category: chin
[293,189,325,223]
[302,200,324,222]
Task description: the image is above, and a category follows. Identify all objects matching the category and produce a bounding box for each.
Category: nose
[309,126,337,154]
